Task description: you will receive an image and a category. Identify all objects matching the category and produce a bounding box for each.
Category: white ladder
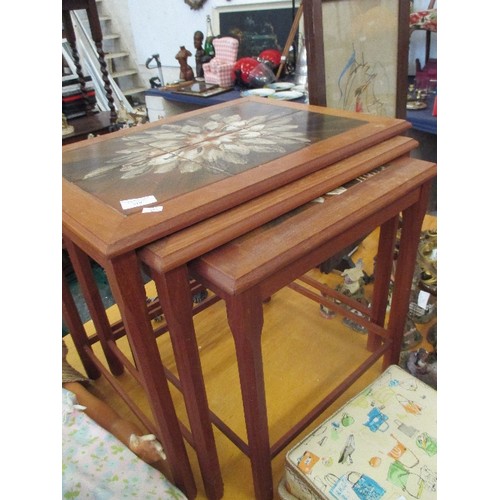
[67,9,134,114]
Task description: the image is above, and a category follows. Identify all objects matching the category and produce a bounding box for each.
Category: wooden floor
[64,215,436,499]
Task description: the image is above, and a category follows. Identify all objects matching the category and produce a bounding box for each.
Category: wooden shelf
[62,111,113,145]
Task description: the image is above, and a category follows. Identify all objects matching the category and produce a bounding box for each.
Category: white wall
[123,0,240,83]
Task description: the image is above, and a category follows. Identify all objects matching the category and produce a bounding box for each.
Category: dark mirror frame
[303,0,409,118]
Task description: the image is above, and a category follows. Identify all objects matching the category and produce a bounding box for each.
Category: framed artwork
[303,0,409,118]
[211,1,297,59]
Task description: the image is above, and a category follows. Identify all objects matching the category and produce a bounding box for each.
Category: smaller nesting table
[140,150,436,499]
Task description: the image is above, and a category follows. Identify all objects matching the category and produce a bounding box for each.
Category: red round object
[233,57,259,85]
[258,49,281,68]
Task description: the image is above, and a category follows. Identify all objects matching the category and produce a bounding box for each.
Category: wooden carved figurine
[194,30,205,78]
[175,45,194,82]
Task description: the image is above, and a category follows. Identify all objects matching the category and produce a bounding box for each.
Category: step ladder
[64,11,133,116]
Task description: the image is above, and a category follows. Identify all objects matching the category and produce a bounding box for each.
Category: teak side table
[62,97,416,499]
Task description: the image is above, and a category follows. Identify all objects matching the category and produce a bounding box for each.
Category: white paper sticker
[142,206,163,213]
[417,290,430,308]
[120,195,157,210]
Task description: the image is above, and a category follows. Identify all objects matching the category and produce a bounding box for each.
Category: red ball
[233,57,259,85]
[258,49,281,69]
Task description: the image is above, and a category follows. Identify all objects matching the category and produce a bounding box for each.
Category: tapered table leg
[226,290,274,500]
[386,182,431,367]
[105,252,197,499]
[153,265,224,500]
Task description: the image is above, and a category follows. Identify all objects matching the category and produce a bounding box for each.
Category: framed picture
[303,0,409,118]
[211,1,297,59]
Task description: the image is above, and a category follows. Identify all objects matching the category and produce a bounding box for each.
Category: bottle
[204,15,215,58]
[294,33,308,85]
